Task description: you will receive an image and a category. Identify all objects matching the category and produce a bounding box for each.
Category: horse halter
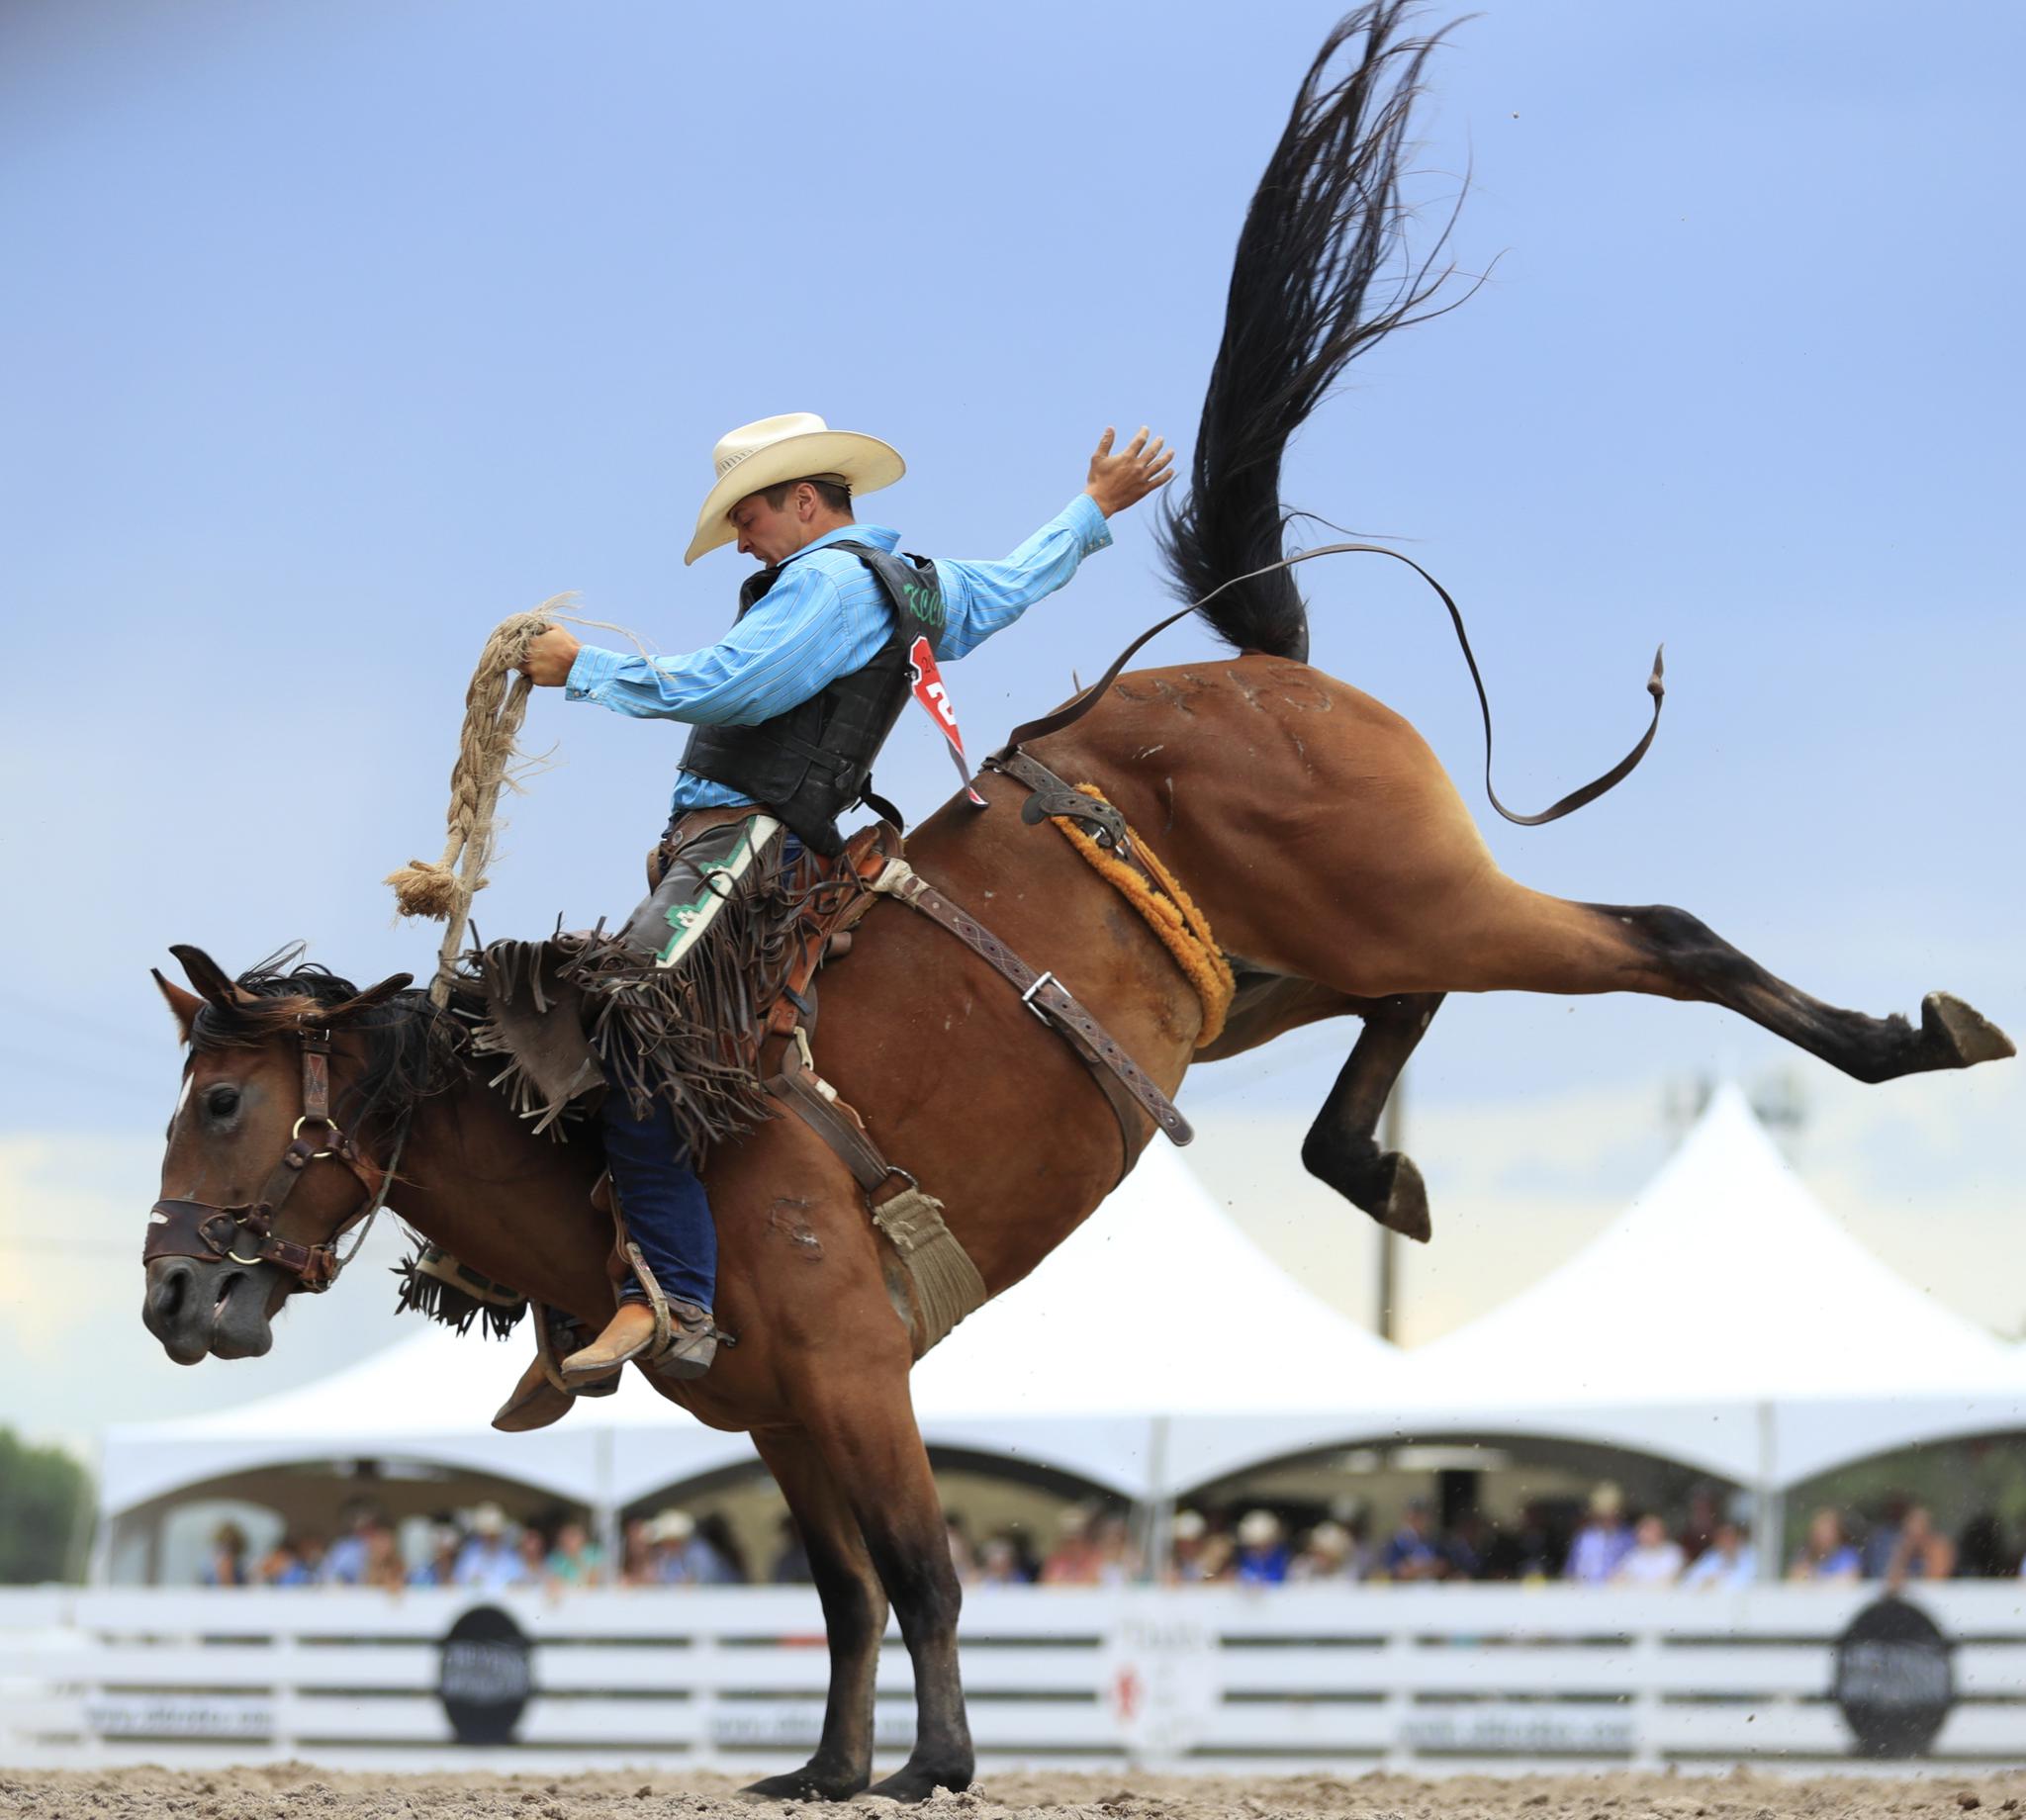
[145,1022,405,1293]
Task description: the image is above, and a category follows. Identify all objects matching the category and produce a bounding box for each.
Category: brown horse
[142,5,2009,1802]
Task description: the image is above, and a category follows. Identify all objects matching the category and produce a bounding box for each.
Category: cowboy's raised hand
[1084,425,1176,517]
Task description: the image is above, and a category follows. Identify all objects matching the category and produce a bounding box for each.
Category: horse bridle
[145,1021,409,1293]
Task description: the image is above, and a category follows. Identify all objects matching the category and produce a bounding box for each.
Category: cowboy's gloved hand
[1084,425,1176,517]
[521,626,583,687]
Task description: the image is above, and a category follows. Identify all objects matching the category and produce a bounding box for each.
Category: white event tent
[97,1085,2026,1568]
[1381,1082,2026,1492]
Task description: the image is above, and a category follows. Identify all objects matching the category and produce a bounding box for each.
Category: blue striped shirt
[565,492,1112,812]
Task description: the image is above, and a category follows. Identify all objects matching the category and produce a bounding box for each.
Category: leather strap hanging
[996,542,1664,828]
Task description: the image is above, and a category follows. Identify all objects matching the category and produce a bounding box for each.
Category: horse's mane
[189,946,469,1138]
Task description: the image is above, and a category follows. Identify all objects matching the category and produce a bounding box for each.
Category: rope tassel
[386,600,569,1003]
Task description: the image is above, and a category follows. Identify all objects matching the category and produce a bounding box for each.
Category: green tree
[0,1426,93,1584]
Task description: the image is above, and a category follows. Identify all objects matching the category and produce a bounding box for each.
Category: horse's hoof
[1302,1139,1434,1243]
[862,1763,973,1804]
[1923,993,2016,1068]
[1372,1150,1432,1243]
[738,1765,868,1803]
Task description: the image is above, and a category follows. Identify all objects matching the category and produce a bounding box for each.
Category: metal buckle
[1020,970,1058,1023]
[290,1116,336,1158]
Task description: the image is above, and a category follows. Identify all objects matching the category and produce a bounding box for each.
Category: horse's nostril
[151,1261,191,1320]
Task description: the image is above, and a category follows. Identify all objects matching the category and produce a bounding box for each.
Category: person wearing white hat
[451,1502,525,1592]
[492,412,1172,1416]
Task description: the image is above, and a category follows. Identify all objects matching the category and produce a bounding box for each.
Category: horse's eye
[205,1085,241,1120]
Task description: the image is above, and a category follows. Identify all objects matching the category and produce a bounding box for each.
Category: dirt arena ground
[7,1767,2025,1820]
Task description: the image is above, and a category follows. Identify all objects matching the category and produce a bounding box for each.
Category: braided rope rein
[386,600,567,1006]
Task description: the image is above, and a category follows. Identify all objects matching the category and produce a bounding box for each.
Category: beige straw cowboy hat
[684,411,905,565]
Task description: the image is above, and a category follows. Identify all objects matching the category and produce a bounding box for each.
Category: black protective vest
[679,541,949,855]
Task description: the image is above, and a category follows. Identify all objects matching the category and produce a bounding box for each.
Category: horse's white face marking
[173,1073,193,1120]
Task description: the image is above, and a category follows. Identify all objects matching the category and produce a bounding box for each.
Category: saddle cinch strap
[866,857,1194,1156]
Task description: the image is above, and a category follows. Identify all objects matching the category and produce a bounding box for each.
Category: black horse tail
[1158,3,1469,664]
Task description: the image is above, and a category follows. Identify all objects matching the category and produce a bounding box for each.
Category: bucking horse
[141,5,2011,1802]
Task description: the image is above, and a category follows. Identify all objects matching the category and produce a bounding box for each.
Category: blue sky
[2,1,2019,1443]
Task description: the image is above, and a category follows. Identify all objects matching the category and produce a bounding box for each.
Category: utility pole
[1375,1072,1404,1342]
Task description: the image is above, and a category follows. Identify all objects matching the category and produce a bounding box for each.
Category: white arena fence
[4,1585,2024,1775]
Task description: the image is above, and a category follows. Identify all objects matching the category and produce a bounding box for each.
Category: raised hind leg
[1445,887,2013,1084]
[1586,901,2012,1082]
[740,1426,887,1802]
[1301,993,1445,1239]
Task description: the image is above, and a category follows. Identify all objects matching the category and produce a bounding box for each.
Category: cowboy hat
[648,1508,696,1544]
[685,411,905,566]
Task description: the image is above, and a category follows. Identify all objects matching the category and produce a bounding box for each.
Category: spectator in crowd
[696,1513,750,1586]
[1041,1507,1105,1587]
[618,1516,657,1588]
[1680,1519,1757,1591]
[974,1535,1031,1588]
[1482,1500,1560,1583]
[1788,1507,1862,1584]
[1955,1512,2014,1580]
[1092,1512,1143,1586]
[1443,1510,1489,1583]
[1565,1483,1635,1586]
[1613,1512,1685,1587]
[1885,1504,1956,1590]
[1289,1519,1362,1584]
[648,1508,739,1585]
[409,1523,464,1589]
[361,1519,409,1592]
[321,1501,386,1587]
[1167,1509,1210,1584]
[1379,1498,1447,1583]
[202,1521,250,1588]
[1677,1484,1723,1564]
[1233,1509,1290,1586]
[454,1502,526,1592]
[547,1519,604,1588]
[770,1515,812,1586]
[515,1524,550,1587]
[1862,1494,1910,1580]
[257,1533,317,1588]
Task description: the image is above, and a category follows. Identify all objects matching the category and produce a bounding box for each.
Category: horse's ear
[333,972,415,1016]
[152,968,203,1043]
[170,944,245,1008]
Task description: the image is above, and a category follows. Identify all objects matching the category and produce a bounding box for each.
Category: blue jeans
[602,829,804,1314]
[602,1095,717,1311]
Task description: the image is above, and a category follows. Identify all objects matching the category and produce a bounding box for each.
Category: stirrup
[535,1304,620,1399]
[622,1241,732,1379]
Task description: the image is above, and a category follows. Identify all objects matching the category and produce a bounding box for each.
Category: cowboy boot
[561,1300,718,1385]
[492,1353,574,1433]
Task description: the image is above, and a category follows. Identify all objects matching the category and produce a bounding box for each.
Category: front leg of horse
[1301,993,1444,1241]
[739,1427,886,1802]
[791,1374,973,1800]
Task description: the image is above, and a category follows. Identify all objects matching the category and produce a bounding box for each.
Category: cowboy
[502,411,1173,1412]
